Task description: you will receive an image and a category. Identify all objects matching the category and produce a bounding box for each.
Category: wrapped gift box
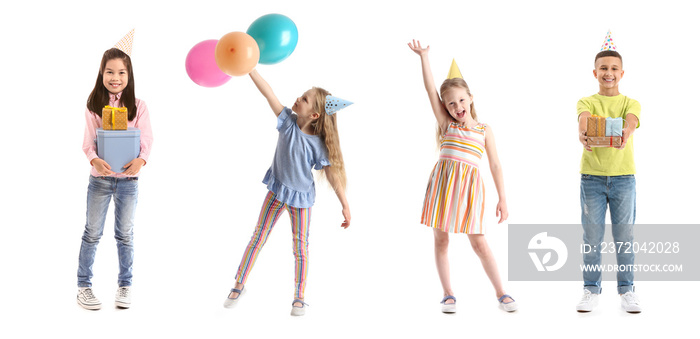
[102,106,128,130]
[588,136,622,147]
[97,128,140,172]
[606,117,623,136]
[587,116,625,147]
[586,116,606,137]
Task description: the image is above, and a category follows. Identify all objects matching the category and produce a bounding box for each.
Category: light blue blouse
[263,107,330,208]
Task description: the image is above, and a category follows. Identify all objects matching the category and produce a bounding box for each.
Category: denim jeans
[580,174,636,294]
[77,175,138,287]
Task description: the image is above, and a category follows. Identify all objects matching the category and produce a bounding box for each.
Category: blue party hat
[325,95,353,115]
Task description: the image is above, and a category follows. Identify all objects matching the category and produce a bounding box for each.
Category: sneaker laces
[579,290,593,303]
[82,288,96,299]
[622,292,639,305]
[117,287,129,298]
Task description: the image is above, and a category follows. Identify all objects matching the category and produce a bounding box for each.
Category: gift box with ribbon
[102,106,128,130]
[588,136,622,147]
[606,117,623,137]
[586,115,624,147]
[586,115,606,137]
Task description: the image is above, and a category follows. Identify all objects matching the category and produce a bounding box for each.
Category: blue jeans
[580,174,636,294]
[77,176,138,287]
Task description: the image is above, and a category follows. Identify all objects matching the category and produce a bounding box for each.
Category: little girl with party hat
[77,30,153,310]
[223,69,352,316]
[408,40,516,313]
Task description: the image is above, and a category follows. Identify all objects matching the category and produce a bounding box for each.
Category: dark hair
[86,48,136,120]
[594,50,623,67]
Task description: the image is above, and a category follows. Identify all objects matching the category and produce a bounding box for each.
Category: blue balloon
[246,14,298,65]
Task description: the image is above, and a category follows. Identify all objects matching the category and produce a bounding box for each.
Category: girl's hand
[341,207,351,229]
[122,158,146,176]
[91,158,115,176]
[408,39,429,56]
[496,200,508,224]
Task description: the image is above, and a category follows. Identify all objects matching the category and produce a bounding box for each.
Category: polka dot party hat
[114,29,135,56]
[601,30,616,51]
[447,59,463,79]
[324,95,353,115]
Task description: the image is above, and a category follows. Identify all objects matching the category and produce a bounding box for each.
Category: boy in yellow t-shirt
[575,37,642,314]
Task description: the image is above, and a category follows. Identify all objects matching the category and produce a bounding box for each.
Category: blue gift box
[97,128,140,172]
[605,117,623,137]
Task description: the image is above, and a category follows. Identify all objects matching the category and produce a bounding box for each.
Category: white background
[1,0,698,337]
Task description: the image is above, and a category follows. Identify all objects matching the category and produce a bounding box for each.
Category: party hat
[600,30,616,51]
[325,95,353,115]
[447,59,463,79]
[114,29,135,56]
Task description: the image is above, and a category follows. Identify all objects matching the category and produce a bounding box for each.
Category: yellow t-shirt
[577,94,641,176]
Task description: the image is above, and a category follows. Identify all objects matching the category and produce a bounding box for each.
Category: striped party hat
[447,59,463,79]
[114,29,135,56]
[600,30,616,51]
[324,95,353,115]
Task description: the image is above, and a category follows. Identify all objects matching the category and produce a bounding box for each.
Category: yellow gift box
[102,106,128,130]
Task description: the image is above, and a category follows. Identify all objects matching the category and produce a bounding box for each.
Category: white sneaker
[77,287,101,310]
[576,290,599,312]
[620,291,642,313]
[115,286,131,309]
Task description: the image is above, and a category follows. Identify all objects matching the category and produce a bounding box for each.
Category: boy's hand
[340,207,351,229]
[614,128,631,150]
[579,130,592,151]
[91,158,115,176]
[408,39,429,56]
[122,158,146,176]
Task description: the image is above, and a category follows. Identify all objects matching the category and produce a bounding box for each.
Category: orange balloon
[215,32,260,76]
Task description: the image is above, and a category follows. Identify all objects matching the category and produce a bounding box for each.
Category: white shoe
[223,287,245,308]
[77,287,101,310]
[440,295,456,314]
[576,290,599,312]
[620,291,642,313]
[290,299,307,316]
[498,294,518,312]
[115,286,131,309]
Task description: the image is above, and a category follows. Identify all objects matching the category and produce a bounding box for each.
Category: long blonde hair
[436,78,477,146]
[310,87,347,190]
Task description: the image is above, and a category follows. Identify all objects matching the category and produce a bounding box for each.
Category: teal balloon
[246,14,298,64]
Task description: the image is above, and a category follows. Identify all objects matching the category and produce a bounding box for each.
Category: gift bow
[105,106,127,128]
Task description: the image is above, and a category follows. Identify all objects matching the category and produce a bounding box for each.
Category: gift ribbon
[105,106,127,128]
[590,115,629,147]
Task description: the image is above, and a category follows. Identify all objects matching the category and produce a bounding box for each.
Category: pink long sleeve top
[82,92,153,177]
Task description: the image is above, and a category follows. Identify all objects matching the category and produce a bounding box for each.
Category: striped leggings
[235,191,311,299]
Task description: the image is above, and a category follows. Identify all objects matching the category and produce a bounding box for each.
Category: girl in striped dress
[223,70,351,316]
[409,40,517,313]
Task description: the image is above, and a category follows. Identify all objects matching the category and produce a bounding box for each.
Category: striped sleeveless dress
[421,122,486,234]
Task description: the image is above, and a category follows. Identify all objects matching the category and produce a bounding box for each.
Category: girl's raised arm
[484,125,508,224]
[408,40,450,131]
[249,69,284,117]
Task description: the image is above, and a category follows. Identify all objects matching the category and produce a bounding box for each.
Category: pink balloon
[186,39,231,87]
